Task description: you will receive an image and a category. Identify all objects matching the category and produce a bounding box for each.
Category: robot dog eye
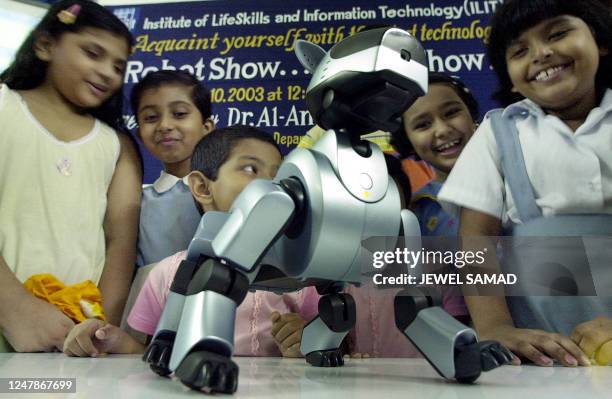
[400,49,412,62]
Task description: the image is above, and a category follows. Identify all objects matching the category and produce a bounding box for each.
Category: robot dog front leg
[143,253,250,394]
[143,257,200,377]
[394,288,512,383]
[143,212,234,377]
[144,178,299,393]
[143,256,249,393]
[171,258,250,393]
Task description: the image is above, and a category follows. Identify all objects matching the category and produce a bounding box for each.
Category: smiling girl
[0,0,141,352]
[438,0,612,368]
[393,72,479,239]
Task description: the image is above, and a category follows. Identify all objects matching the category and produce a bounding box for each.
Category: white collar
[599,88,612,112]
[503,88,612,118]
[151,170,190,194]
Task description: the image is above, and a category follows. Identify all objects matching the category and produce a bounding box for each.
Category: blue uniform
[137,172,201,267]
[412,181,458,237]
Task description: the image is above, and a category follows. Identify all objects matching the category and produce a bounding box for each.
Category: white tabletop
[0,354,610,399]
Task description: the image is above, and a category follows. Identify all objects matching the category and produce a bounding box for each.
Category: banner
[109,0,503,183]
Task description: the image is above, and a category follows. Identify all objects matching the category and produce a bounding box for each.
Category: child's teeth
[437,140,459,151]
[535,66,563,82]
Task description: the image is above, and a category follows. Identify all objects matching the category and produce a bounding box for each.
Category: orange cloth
[401,158,435,193]
[23,274,105,323]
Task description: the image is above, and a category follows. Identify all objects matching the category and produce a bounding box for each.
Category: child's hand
[270,311,305,358]
[3,293,74,352]
[570,316,612,364]
[63,319,143,357]
[481,325,590,367]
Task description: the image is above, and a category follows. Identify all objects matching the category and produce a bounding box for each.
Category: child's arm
[270,311,304,358]
[63,319,145,357]
[460,208,590,367]
[571,316,612,364]
[0,256,75,352]
[98,135,142,325]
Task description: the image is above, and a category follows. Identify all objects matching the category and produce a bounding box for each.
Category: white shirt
[0,84,120,284]
[438,89,612,226]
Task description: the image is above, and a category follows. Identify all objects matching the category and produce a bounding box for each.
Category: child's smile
[158,135,181,147]
[530,62,572,83]
[506,15,607,119]
[403,84,475,175]
[434,137,464,157]
[137,84,214,176]
[86,81,110,98]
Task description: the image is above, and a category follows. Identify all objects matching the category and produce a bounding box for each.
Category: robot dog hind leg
[301,285,356,367]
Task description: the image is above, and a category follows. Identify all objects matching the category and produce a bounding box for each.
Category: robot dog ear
[294,40,326,73]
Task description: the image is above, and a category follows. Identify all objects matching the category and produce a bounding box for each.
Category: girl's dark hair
[488,0,612,106]
[390,72,479,159]
[384,153,411,206]
[131,70,212,121]
[0,0,134,130]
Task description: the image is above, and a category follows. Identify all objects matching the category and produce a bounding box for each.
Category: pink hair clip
[57,4,81,25]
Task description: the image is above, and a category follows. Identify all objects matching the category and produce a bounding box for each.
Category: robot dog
[143,27,512,393]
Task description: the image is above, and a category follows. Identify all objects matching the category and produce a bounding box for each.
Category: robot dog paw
[175,350,239,394]
[143,338,174,377]
[305,349,345,367]
[454,340,512,384]
[478,340,513,371]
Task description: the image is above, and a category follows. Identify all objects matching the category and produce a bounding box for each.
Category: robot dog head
[295,27,428,135]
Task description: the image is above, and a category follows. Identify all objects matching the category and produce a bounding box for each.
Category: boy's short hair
[391,72,479,159]
[191,124,280,181]
[130,70,212,120]
[488,0,612,106]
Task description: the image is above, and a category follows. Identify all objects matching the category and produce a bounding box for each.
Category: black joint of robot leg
[279,177,307,239]
[169,258,201,295]
[186,259,250,306]
[393,288,433,331]
[453,341,482,384]
[315,281,344,296]
[305,349,345,367]
[349,131,372,158]
[230,269,250,305]
[318,293,356,333]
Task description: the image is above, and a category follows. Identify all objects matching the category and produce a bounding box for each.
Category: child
[130,70,215,267]
[63,125,318,357]
[0,0,141,352]
[438,0,612,367]
[394,72,479,239]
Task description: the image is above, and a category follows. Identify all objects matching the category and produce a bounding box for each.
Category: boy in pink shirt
[62,125,318,357]
[127,250,317,356]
